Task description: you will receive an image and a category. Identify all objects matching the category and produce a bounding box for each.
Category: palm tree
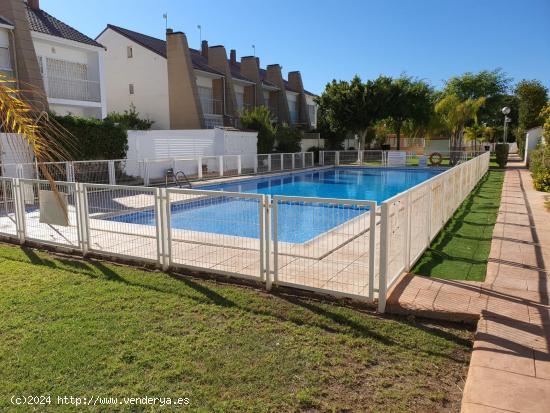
[0,75,71,174]
[434,94,486,163]
[0,75,73,218]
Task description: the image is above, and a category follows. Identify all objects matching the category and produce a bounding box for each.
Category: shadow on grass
[412,171,504,279]
[4,244,471,361]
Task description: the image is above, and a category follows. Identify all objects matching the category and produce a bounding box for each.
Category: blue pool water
[108,167,444,243]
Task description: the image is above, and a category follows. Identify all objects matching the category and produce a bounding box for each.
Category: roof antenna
[163,13,168,31]
[252,44,256,57]
[197,25,202,45]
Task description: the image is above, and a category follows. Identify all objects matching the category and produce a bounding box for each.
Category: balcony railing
[43,76,101,102]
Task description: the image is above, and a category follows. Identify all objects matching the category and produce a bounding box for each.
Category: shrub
[529,143,550,192]
[307,146,321,164]
[105,104,153,130]
[240,106,276,153]
[52,114,128,160]
[275,125,302,153]
[495,143,509,168]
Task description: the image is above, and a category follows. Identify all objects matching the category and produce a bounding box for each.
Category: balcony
[43,76,101,103]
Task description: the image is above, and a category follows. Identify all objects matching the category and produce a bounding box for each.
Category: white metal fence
[0,152,490,312]
[0,152,316,187]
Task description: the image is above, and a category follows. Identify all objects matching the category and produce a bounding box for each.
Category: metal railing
[0,152,490,312]
[43,76,101,102]
[0,152,316,187]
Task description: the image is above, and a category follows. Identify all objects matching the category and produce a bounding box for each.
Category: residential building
[0,0,106,118]
[97,25,317,130]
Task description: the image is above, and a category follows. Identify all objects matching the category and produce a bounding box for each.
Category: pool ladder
[165,168,193,188]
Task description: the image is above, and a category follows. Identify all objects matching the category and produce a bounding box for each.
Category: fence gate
[271,195,378,301]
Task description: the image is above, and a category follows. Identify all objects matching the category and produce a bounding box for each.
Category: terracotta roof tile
[26,5,102,48]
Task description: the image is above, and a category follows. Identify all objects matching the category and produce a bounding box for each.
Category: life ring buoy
[429,152,443,166]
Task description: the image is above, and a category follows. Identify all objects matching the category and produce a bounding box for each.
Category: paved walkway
[387,154,550,412]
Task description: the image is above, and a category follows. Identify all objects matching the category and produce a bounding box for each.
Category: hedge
[529,144,550,192]
[52,114,128,160]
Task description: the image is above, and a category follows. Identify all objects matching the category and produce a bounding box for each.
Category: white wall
[0,133,35,178]
[525,126,544,164]
[97,29,169,128]
[126,129,257,179]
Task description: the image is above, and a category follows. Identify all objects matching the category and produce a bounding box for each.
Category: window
[0,47,12,78]
[288,99,298,124]
[307,104,316,126]
[129,84,134,94]
[235,91,244,111]
[0,47,11,70]
[197,86,213,114]
[127,46,133,58]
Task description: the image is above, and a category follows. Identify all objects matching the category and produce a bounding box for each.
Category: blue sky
[42,0,550,95]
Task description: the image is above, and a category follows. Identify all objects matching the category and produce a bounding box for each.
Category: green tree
[315,75,391,151]
[240,106,276,153]
[275,125,302,152]
[514,79,548,130]
[443,69,513,128]
[384,76,433,150]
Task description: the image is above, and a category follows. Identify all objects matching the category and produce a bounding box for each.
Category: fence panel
[271,154,282,171]
[73,160,110,184]
[166,189,265,282]
[304,152,314,168]
[339,150,359,165]
[223,155,240,177]
[83,184,160,262]
[18,179,80,249]
[257,154,269,173]
[173,158,200,181]
[0,178,17,238]
[293,153,303,169]
[272,196,377,301]
[200,156,222,179]
[282,154,293,170]
[363,150,384,165]
[323,151,337,166]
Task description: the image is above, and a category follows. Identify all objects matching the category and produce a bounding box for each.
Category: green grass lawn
[0,244,472,412]
[411,169,504,281]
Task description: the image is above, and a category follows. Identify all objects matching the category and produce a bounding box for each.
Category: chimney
[230,49,236,65]
[166,28,173,34]
[27,0,40,10]
[201,40,208,58]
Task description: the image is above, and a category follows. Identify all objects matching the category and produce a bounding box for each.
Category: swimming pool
[107,167,445,243]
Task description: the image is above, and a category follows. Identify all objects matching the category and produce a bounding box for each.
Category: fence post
[291,153,295,169]
[378,202,390,313]
[253,156,258,174]
[108,160,116,185]
[219,156,224,177]
[404,191,412,271]
[156,188,170,271]
[143,160,150,186]
[13,178,26,244]
[335,151,340,166]
[264,195,272,291]
[34,161,39,179]
[267,154,272,172]
[66,162,75,182]
[302,152,306,168]
[75,183,89,255]
[368,202,377,300]
[197,157,203,179]
[280,153,284,170]
[237,155,242,175]
[320,151,324,166]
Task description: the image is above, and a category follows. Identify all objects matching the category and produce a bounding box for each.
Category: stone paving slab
[386,155,550,412]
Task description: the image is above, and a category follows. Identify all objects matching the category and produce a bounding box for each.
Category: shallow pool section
[106,167,445,243]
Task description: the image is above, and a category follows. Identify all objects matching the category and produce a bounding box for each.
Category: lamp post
[502,107,511,143]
